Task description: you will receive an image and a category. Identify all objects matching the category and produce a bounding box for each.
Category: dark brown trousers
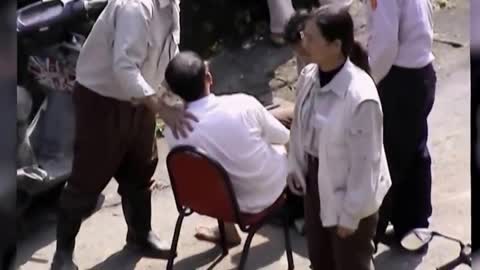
[304,155,378,270]
[67,83,158,197]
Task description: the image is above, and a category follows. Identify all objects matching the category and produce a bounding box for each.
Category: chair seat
[239,193,287,226]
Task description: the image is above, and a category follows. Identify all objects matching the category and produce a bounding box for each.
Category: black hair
[283,9,310,45]
[310,5,371,75]
[164,51,207,102]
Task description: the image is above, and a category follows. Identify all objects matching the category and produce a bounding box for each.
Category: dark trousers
[376,64,436,241]
[56,84,159,253]
[472,54,480,253]
[304,155,378,270]
[67,83,158,195]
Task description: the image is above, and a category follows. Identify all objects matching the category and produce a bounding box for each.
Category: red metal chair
[166,145,294,270]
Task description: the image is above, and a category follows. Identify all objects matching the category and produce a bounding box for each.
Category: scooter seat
[17,0,65,34]
[17,0,86,35]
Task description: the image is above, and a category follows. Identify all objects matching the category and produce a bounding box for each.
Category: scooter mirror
[401,228,434,251]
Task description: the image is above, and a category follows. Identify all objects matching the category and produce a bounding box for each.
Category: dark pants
[55,83,158,251]
[67,83,158,195]
[473,54,480,253]
[376,64,436,241]
[304,155,378,270]
[285,189,304,221]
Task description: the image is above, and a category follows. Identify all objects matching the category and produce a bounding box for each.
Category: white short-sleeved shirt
[165,94,290,214]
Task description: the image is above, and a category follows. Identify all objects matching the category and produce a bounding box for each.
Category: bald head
[165,51,210,102]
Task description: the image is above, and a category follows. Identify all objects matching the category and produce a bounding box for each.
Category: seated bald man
[164,51,289,245]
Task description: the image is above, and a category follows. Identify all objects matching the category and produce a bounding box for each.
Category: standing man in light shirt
[363,0,437,247]
[50,0,197,269]
[164,51,290,245]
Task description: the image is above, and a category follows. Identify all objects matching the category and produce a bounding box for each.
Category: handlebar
[265,104,280,111]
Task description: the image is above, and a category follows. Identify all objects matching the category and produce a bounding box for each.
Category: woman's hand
[287,173,305,196]
[336,226,355,239]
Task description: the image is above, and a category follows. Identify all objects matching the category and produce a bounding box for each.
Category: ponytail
[349,41,371,75]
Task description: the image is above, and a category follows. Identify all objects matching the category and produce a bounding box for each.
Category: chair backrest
[166,145,242,223]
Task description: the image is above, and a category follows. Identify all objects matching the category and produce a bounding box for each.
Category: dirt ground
[14,0,472,269]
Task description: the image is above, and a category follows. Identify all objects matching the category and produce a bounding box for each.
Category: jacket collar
[311,59,354,98]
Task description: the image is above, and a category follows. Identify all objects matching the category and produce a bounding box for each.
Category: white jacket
[288,60,391,230]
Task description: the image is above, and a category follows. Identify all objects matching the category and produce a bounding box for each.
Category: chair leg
[238,224,261,270]
[283,214,295,270]
[167,213,185,270]
[217,219,229,255]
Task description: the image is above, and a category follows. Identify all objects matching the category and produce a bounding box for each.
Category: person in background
[164,51,290,246]
[50,0,197,269]
[269,5,353,128]
[363,0,437,247]
[283,9,311,75]
[267,9,312,228]
[267,0,352,46]
[288,5,391,269]
[267,0,295,46]
[268,9,311,130]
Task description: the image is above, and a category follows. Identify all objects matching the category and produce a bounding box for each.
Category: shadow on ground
[15,194,106,269]
[374,246,425,270]
[15,202,58,269]
[171,223,308,270]
[88,248,142,270]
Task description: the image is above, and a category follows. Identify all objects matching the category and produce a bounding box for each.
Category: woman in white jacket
[287,5,391,270]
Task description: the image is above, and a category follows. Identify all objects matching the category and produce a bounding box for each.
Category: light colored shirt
[76,0,180,101]
[363,0,435,83]
[289,60,391,230]
[165,94,290,214]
